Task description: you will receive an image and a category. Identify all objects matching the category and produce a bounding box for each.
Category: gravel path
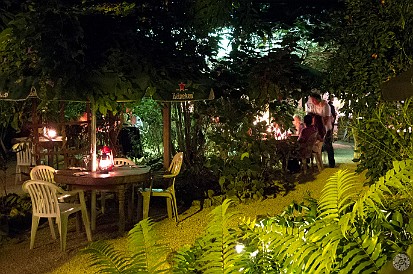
[0,141,360,274]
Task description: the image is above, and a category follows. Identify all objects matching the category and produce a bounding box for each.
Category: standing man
[328,95,337,131]
[306,92,336,168]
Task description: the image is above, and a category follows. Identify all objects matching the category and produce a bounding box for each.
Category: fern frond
[198,199,242,274]
[81,240,132,273]
[318,170,360,220]
[128,218,170,273]
[336,230,386,273]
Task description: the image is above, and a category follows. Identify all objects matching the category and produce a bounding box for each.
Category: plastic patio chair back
[24,180,61,218]
[114,158,136,166]
[30,165,56,184]
[16,141,35,166]
[166,152,184,178]
[15,142,35,184]
[141,152,183,222]
[22,180,92,251]
[299,132,319,174]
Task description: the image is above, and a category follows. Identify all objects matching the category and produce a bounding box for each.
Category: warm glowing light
[43,127,57,139]
[98,146,114,173]
[235,243,245,254]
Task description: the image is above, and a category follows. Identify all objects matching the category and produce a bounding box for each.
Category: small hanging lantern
[98,146,114,173]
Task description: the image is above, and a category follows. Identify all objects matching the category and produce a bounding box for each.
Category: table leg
[127,185,134,222]
[118,185,126,234]
[91,190,96,231]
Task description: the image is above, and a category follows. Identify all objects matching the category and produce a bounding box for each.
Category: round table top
[54,166,151,189]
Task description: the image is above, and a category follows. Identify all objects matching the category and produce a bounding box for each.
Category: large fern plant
[83,160,413,273]
[81,218,170,273]
[173,161,413,273]
[229,163,413,273]
[173,199,243,273]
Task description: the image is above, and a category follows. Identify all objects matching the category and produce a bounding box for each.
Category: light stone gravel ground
[0,141,361,274]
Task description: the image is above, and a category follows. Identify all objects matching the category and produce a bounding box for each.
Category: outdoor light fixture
[43,127,57,139]
[98,146,114,173]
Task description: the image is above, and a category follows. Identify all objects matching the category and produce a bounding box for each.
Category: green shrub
[173,161,413,273]
[353,100,413,183]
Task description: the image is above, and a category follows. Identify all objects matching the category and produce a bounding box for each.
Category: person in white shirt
[306,92,335,168]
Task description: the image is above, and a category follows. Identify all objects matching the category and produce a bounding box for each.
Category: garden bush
[353,100,413,183]
[82,158,413,273]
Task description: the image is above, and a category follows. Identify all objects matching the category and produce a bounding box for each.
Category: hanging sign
[172,82,194,100]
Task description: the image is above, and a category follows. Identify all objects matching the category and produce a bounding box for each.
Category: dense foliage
[327,0,413,115]
[83,159,413,272]
[325,0,413,183]
[352,100,413,183]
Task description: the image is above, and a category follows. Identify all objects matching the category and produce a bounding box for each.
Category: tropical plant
[204,96,295,200]
[173,199,243,273]
[174,162,413,273]
[0,193,32,242]
[84,160,413,273]
[81,218,170,273]
[352,99,413,183]
[132,98,163,159]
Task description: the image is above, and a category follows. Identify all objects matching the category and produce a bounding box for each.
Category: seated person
[292,115,304,136]
[298,114,320,159]
[298,115,318,143]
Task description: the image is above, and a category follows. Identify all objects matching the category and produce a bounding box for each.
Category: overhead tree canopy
[0,0,344,110]
[326,0,413,115]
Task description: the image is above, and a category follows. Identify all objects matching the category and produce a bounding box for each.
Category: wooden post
[91,102,97,172]
[163,102,171,169]
[32,98,39,165]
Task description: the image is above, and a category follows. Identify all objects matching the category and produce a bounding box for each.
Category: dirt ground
[0,141,359,274]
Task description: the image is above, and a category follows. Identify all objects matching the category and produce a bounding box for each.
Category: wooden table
[54,166,151,234]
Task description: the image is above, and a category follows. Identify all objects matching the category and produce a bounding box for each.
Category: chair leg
[15,166,20,185]
[60,215,68,252]
[30,216,40,249]
[316,153,323,172]
[166,198,173,219]
[81,209,92,242]
[142,192,151,219]
[302,158,307,174]
[48,217,56,240]
[79,193,92,242]
[171,194,179,222]
[101,192,106,214]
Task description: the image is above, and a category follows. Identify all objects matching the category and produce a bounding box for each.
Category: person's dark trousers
[323,130,335,168]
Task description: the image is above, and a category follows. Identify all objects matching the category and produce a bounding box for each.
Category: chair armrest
[163,174,177,179]
[57,189,84,201]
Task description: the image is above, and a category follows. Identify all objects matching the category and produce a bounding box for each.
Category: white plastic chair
[140,152,183,222]
[14,142,35,184]
[312,141,324,172]
[114,158,136,167]
[30,165,56,183]
[299,132,319,174]
[22,179,92,251]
